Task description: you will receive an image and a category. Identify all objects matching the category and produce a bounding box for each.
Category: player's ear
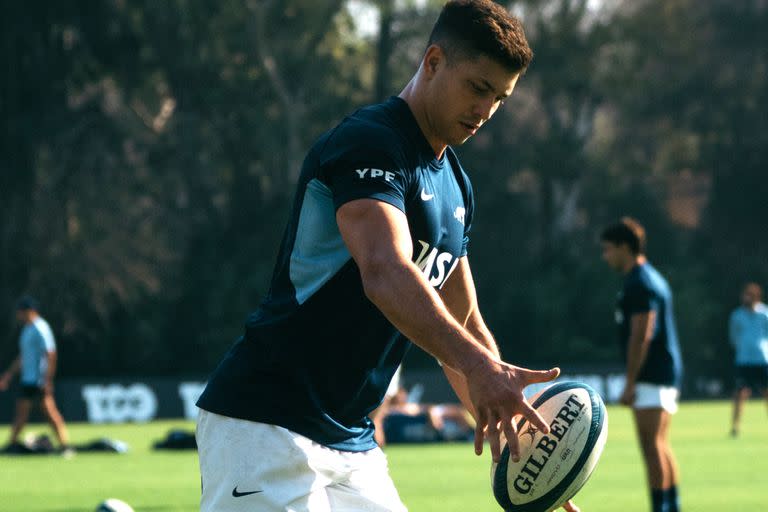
[422,45,445,79]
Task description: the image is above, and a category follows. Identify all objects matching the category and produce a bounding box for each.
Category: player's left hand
[44,379,54,395]
[467,360,559,463]
[561,499,581,512]
[619,383,635,406]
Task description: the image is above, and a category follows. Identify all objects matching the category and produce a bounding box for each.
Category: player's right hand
[619,382,635,407]
[466,360,559,463]
[0,373,10,391]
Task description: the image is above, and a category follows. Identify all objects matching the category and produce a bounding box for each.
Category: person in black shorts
[728,282,768,437]
[0,296,71,454]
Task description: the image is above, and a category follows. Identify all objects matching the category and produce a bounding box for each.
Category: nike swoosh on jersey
[232,486,263,497]
[421,188,434,201]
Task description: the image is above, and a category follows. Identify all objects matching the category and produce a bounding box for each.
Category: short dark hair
[16,295,40,311]
[743,282,763,299]
[600,217,646,255]
[427,0,533,73]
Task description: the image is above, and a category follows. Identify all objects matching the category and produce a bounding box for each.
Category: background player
[195,1,575,511]
[728,281,768,437]
[0,296,71,454]
[378,385,475,443]
[601,218,683,512]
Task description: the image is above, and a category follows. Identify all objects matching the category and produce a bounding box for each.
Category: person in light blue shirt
[0,296,70,452]
[728,282,768,437]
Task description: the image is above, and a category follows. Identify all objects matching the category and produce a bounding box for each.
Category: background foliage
[2,0,766,390]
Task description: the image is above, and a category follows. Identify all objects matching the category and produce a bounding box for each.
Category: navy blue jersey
[197,97,474,451]
[615,263,683,387]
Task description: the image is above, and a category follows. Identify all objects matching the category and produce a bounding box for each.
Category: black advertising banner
[0,369,724,424]
[0,378,206,424]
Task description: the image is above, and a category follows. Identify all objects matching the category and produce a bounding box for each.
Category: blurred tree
[447,0,622,369]
[596,0,768,384]
[136,0,375,371]
[0,2,180,371]
[1,0,764,390]
[0,1,374,374]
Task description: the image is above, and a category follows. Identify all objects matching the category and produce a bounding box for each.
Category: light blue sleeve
[37,323,56,352]
[763,311,768,338]
[728,310,740,348]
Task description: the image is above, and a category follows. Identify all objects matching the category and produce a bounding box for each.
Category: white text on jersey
[355,168,395,182]
[413,240,460,288]
[454,207,465,225]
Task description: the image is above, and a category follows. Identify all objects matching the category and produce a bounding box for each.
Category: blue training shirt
[197,97,474,451]
[19,317,56,387]
[615,262,683,387]
[729,303,768,366]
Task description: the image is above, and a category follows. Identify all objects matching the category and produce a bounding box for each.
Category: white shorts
[633,383,679,414]
[196,410,407,512]
[385,366,402,398]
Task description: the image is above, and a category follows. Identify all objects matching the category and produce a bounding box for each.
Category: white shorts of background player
[633,383,679,414]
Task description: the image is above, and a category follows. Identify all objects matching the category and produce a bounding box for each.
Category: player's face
[424,48,519,148]
[601,242,627,272]
[742,285,761,306]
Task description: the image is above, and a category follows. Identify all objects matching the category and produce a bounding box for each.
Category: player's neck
[622,255,646,274]
[398,81,447,159]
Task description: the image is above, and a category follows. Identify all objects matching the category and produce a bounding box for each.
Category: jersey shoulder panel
[32,318,56,351]
[318,105,412,174]
[623,269,655,313]
[313,102,427,212]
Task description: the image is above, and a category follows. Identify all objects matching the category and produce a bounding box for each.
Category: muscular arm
[438,257,578,512]
[622,311,656,403]
[337,199,558,461]
[728,312,738,349]
[0,356,20,390]
[45,351,57,388]
[337,200,493,374]
[439,257,499,419]
[441,257,498,355]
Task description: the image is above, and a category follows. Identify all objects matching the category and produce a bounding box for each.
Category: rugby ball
[95,498,135,512]
[491,382,607,512]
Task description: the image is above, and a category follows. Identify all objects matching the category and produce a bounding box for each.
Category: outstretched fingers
[520,398,550,435]
[477,410,523,463]
[475,410,507,462]
[472,365,561,461]
[502,417,520,462]
[516,366,560,434]
[524,367,561,385]
[487,413,501,461]
[474,409,487,456]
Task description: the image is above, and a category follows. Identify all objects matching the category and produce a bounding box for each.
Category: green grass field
[1,400,766,511]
